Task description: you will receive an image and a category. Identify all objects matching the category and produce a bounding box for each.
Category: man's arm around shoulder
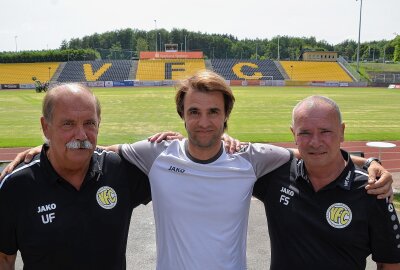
[377,262,400,270]
[102,144,120,153]
[0,252,16,270]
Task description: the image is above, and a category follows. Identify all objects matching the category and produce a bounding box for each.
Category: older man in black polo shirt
[0,84,151,269]
[253,95,400,270]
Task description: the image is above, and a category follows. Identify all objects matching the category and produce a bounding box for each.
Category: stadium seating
[0,62,60,84]
[211,59,285,80]
[279,61,353,82]
[136,59,206,81]
[0,59,355,85]
[57,60,133,82]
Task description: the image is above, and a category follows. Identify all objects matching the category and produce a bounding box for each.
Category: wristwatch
[362,157,381,170]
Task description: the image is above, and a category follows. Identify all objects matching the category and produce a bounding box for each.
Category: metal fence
[372,73,400,84]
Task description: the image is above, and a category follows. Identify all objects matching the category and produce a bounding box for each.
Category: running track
[0,141,399,172]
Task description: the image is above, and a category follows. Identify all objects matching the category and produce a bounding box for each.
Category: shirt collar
[184,140,224,164]
[296,149,356,191]
[40,144,103,187]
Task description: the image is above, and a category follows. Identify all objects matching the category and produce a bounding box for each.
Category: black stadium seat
[210,59,285,80]
[58,60,133,82]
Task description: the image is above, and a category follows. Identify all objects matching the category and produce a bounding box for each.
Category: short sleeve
[122,159,152,207]
[120,140,170,175]
[0,180,18,255]
[252,153,294,202]
[369,197,400,263]
[239,143,291,179]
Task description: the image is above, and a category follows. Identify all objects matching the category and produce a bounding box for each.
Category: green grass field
[0,86,399,147]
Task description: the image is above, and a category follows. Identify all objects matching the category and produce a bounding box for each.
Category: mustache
[65,140,93,149]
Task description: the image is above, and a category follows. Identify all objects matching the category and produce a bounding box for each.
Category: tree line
[1,28,399,63]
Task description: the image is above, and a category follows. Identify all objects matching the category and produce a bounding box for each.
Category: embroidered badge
[96,186,117,209]
[326,203,352,229]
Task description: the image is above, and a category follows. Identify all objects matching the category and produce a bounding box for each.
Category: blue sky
[1,0,398,52]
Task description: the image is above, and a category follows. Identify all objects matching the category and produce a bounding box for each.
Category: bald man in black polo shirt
[253,96,400,270]
[0,84,150,270]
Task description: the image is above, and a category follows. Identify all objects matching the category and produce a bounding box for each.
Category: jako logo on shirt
[37,203,57,224]
[168,165,185,173]
[326,203,352,229]
[96,186,118,209]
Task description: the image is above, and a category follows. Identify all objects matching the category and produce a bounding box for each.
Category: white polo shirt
[120,139,290,270]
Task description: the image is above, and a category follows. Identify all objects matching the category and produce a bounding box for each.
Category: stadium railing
[337,56,365,82]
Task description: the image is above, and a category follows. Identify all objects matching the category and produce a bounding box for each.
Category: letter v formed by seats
[83,63,112,81]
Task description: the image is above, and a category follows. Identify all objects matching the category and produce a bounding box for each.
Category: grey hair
[291,95,342,126]
[42,83,101,123]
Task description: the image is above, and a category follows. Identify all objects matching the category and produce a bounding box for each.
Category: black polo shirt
[0,145,151,270]
[253,150,400,270]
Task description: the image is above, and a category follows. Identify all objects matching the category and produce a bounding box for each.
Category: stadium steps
[51,62,66,82]
[274,61,289,80]
[337,56,364,82]
[205,60,214,72]
[337,61,358,82]
[130,60,138,80]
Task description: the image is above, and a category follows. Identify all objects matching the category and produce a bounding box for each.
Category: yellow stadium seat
[136,59,206,81]
[0,63,60,84]
[280,61,353,82]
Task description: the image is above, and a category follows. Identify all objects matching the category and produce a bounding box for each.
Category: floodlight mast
[185,35,187,52]
[14,35,18,52]
[356,0,363,73]
[277,36,280,60]
[154,20,157,53]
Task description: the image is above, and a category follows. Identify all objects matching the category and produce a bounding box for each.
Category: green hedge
[0,49,100,63]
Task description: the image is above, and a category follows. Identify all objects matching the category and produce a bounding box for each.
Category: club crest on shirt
[326,203,352,229]
[96,186,117,209]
